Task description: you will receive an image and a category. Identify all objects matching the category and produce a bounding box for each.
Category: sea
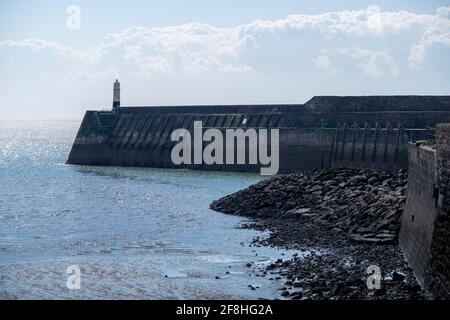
[0,120,294,299]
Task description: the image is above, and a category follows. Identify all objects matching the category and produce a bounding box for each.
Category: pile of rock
[261,247,423,300]
[210,168,408,244]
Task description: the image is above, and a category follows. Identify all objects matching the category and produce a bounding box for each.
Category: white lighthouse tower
[113,79,120,112]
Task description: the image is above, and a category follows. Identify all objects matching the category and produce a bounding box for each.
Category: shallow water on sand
[0,120,293,299]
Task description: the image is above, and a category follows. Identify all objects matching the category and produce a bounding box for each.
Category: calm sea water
[0,120,294,299]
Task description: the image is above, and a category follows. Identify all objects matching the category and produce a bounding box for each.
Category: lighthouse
[113,79,120,112]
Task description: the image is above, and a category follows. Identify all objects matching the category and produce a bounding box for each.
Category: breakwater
[67,96,450,173]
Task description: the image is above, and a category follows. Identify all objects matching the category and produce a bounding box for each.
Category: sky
[1,0,449,120]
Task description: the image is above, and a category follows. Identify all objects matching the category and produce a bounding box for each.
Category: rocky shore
[211,168,427,300]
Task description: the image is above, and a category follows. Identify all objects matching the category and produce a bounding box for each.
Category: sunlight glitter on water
[0,120,296,299]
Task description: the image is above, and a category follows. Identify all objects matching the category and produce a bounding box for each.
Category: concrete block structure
[399,124,450,299]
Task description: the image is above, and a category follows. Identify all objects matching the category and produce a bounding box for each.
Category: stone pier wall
[399,142,438,292]
[426,124,450,298]
[399,124,450,299]
[67,96,450,173]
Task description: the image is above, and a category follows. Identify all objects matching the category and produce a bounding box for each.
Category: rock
[280,290,290,297]
[348,175,367,185]
[392,272,406,282]
[208,168,425,300]
[293,208,311,214]
[368,177,378,185]
[210,168,407,243]
[289,291,303,299]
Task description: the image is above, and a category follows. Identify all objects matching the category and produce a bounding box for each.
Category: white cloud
[1,6,449,77]
[311,52,340,75]
[358,52,398,77]
[339,47,399,77]
[408,7,450,69]
[98,22,249,74]
[240,5,433,37]
[0,39,105,64]
[123,45,172,74]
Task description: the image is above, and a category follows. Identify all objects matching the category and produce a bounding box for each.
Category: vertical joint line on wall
[319,118,327,169]
[351,122,357,162]
[334,123,340,161]
[383,121,391,163]
[329,126,336,168]
[395,122,402,163]
[340,122,347,161]
[361,122,368,163]
[373,122,379,163]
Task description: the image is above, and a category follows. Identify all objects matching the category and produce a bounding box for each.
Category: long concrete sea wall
[67,96,450,173]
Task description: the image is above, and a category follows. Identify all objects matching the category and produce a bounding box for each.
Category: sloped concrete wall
[68,109,299,172]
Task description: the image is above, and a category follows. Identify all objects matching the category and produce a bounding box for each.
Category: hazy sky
[1,0,449,120]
